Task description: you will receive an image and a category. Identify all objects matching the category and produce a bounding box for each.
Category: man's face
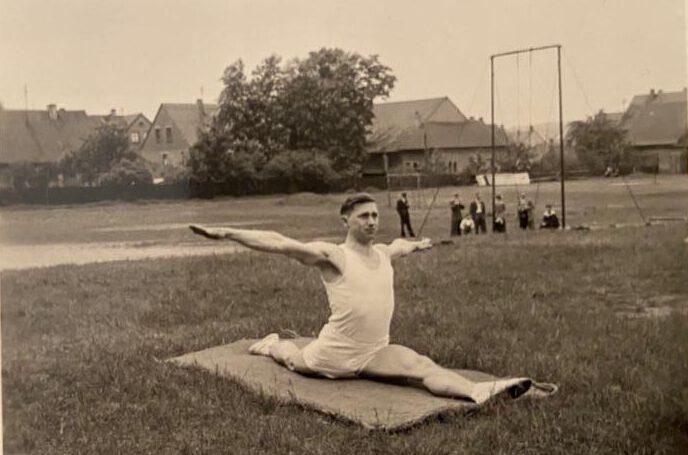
[344,202,379,242]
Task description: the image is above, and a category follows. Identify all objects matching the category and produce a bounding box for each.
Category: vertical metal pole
[557,45,566,229]
[490,56,496,228]
[383,153,391,207]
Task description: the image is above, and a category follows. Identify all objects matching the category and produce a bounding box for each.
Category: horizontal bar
[491,44,561,59]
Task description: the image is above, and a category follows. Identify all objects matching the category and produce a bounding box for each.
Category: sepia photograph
[1,0,687,453]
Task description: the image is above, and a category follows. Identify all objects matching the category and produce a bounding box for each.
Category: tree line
[7,48,644,192]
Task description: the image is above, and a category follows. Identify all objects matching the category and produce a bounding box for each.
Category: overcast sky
[1,0,686,127]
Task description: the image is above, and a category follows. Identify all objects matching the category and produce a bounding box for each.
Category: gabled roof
[158,103,218,146]
[622,89,687,147]
[369,97,507,153]
[370,120,508,153]
[0,108,101,163]
[89,112,151,129]
[370,97,470,152]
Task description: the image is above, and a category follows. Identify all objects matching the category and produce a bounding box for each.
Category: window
[412,162,419,170]
[180,151,186,163]
[165,126,173,143]
[155,127,161,143]
[130,132,140,144]
[143,131,148,140]
[162,152,169,167]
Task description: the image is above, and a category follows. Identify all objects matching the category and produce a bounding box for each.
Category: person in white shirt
[190,193,531,403]
[459,213,475,235]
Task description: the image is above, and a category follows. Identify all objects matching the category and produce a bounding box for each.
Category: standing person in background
[470,193,487,234]
[526,199,536,230]
[517,193,529,230]
[396,192,415,237]
[493,194,507,233]
[449,193,465,236]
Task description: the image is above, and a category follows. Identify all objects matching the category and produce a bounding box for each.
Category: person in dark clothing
[517,193,529,230]
[540,204,560,229]
[469,193,487,234]
[396,192,415,237]
[449,193,464,236]
[493,194,506,233]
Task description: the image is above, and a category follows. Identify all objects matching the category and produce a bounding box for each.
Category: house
[138,100,218,175]
[0,104,102,187]
[621,88,687,173]
[364,97,508,175]
[90,109,152,150]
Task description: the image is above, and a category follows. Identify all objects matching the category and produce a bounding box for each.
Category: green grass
[3,222,688,453]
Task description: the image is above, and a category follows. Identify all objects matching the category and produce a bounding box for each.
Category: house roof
[0,108,101,163]
[159,103,218,146]
[369,97,506,153]
[370,120,508,153]
[622,89,687,147]
[89,112,151,129]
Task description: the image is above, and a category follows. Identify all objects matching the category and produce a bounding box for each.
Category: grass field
[2,176,688,453]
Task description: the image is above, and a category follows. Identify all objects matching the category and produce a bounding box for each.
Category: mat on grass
[168,337,557,430]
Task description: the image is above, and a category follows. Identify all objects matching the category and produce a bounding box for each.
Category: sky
[1,0,686,128]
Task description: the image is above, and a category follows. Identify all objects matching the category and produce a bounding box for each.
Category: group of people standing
[397,191,560,238]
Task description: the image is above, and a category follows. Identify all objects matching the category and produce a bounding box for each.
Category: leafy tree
[61,125,134,185]
[496,142,535,172]
[262,149,338,191]
[192,48,396,190]
[9,161,58,189]
[216,56,289,161]
[97,157,153,186]
[566,111,631,174]
[281,48,396,173]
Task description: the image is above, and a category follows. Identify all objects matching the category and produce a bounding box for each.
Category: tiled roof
[622,89,687,147]
[162,103,218,145]
[370,120,508,153]
[0,108,101,163]
[370,97,473,152]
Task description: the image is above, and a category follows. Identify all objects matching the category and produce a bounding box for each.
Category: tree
[566,111,631,175]
[9,161,58,190]
[496,142,535,172]
[191,48,396,190]
[97,157,153,186]
[262,149,338,192]
[281,48,396,173]
[61,125,135,185]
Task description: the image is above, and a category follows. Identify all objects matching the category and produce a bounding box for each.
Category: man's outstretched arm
[189,225,336,267]
[383,238,433,260]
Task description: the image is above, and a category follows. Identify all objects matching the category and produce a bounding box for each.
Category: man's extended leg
[249,333,315,375]
[361,344,531,404]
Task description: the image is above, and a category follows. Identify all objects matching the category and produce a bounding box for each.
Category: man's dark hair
[340,193,376,216]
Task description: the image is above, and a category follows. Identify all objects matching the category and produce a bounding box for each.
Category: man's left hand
[415,238,433,251]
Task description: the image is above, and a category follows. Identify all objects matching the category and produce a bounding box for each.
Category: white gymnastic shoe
[470,377,532,405]
[248,333,279,356]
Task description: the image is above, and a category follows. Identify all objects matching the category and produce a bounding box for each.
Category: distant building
[364,97,508,175]
[621,88,687,174]
[90,109,152,151]
[0,104,102,187]
[139,100,218,175]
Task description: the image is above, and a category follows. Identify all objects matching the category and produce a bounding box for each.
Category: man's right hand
[189,225,225,240]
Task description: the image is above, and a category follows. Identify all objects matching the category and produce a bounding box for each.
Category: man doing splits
[190,193,531,403]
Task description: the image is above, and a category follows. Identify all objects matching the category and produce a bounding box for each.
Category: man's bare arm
[382,238,433,260]
[189,225,337,267]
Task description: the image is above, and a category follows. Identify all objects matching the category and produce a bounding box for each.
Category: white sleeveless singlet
[301,244,395,378]
[322,244,395,343]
